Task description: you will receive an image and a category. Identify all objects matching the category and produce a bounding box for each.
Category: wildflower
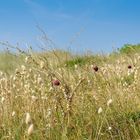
[107,99,113,106]
[27,124,34,136]
[93,66,99,72]
[98,107,103,114]
[128,65,132,69]
[52,79,60,86]
[25,113,31,124]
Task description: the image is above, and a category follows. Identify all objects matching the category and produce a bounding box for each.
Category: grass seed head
[1,97,5,104]
[21,65,26,71]
[98,107,103,114]
[37,77,43,84]
[12,111,16,117]
[31,96,38,102]
[107,99,113,106]
[108,127,112,130]
[25,113,32,124]
[27,124,34,136]
[40,61,45,69]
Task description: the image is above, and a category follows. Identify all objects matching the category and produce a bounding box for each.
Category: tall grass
[0,45,140,139]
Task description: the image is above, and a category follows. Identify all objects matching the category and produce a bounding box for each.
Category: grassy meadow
[0,44,140,139]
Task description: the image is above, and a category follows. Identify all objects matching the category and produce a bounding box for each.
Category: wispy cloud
[23,0,73,21]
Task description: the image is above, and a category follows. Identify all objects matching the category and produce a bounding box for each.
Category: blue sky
[0,0,140,53]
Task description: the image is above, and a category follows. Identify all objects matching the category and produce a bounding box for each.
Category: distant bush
[65,55,106,68]
[119,44,140,54]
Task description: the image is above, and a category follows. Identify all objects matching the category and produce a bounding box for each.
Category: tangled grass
[0,49,140,140]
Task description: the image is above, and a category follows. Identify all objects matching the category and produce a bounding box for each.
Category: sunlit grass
[0,46,140,139]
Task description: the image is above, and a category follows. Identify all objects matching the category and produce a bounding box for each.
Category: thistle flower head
[93,65,99,72]
[128,65,132,69]
[52,79,60,86]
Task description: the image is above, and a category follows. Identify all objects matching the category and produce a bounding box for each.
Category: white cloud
[23,0,73,21]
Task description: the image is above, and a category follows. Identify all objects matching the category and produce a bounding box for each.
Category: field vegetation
[0,44,140,139]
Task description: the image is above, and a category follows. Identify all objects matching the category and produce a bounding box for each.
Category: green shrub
[119,44,140,54]
[65,55,106,68]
